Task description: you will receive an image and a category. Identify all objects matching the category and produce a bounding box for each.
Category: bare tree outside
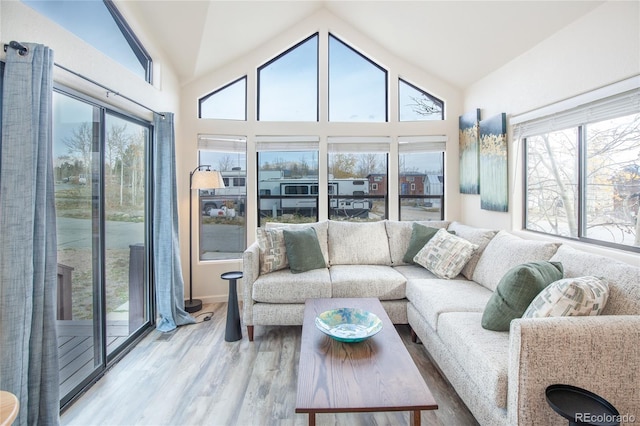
[409,94,442,118]
[329,153,357,178]
[63,122,93,180]
[217,154,235,172]
[357,153,380,176]
[526,113,640,247]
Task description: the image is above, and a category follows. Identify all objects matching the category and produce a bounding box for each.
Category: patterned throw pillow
[403,223,456,264]
[523,276,609,318]
[413,228,478,279]
[256,228,288,274]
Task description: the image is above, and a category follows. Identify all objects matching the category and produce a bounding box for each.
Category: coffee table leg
[308,412,316,426]
[410,410,421,426]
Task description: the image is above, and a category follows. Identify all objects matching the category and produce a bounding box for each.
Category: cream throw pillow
[523,276,609,318]
[413,228,478,279]
[256,228,288,274]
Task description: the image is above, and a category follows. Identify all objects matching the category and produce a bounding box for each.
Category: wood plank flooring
[61,302,479,426]
[58,320,130,399]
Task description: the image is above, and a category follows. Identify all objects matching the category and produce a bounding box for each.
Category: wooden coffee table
[295,298,437,425]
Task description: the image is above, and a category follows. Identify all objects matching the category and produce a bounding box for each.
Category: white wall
[462,1,639,264]
[0,0,180,117]
[179,8,464,303]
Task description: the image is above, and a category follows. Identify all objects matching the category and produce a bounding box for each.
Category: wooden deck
[57,320,130,399]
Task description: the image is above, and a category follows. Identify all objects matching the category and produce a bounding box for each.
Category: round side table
[546,384,620,426]
[221,271,243,342]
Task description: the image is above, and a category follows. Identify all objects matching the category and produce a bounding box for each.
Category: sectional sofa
[242,219,640,425]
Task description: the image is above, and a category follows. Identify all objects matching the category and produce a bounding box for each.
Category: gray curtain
[0,43,60,425]
[153,113,195,331]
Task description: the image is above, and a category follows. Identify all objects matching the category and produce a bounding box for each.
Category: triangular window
[329,34,387,122]
[199,77,247,120]
[22,0,152,82]
[258,34,319,121]
[399,79,444,121]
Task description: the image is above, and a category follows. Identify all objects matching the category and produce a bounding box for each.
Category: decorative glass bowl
[315,308,383,342]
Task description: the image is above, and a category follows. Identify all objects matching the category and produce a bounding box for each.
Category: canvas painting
[459,109,481,194]
[479,113,508,212]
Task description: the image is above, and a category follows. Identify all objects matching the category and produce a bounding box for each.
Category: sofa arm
[508,316,640,426]
[242,242,260,327]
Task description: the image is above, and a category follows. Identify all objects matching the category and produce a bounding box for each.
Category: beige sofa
[242,219,640,425]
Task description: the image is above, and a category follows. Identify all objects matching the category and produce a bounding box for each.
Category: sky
[23,0,145,79]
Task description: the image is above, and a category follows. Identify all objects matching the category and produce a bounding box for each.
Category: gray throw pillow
[403,223,455,264]
[283,227,327,274]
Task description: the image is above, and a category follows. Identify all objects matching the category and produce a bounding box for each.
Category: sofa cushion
[265,220,329,266]
[447,222,498,280]
[256,228,288,274]
[549,244,640,315]
[252,268,331,303]
[283,227,327,274]
[393,265,440,280]
[482,261,563,331]
[385,220,450,266]
[437,312,510,409]
[406,278,493,331]
[473,231,560,291]
[329,265,406,300]
[523,276,609,318]
[413,229,478,279]
[328,220,391,265]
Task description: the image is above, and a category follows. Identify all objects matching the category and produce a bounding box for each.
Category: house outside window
[398,137,446,221]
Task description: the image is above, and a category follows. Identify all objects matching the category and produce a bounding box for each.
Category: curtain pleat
[153,113,195,331]
[0,43,60,425]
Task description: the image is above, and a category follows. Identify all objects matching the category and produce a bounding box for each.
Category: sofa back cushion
[328,220,391,265]
[472,231,561,291]
[385,220,450,266]
[447,222,498,280]
[265,220,329,266]
[549,244,640,315]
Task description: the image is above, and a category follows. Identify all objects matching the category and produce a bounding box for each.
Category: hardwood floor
[61,302,479,426]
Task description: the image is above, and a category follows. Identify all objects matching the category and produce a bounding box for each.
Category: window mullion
[578,125,587,239]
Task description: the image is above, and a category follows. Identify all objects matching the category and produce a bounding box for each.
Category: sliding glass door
[53,88,152,408]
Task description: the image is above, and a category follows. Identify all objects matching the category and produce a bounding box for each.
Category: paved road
[57,217,145,249]
[201,223,244,252]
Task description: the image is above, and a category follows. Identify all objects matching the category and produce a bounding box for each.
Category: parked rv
[200,169,372,219]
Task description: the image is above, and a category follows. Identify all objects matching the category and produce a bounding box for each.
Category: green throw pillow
[481,261,563,331]
[403,223,455,264]
[283,227,327,274]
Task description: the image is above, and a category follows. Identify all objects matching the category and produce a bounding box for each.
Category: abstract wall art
[459,109,481,194]
[479,113,508,212]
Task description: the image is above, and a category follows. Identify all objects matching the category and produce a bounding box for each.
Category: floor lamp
[186,165,225,313]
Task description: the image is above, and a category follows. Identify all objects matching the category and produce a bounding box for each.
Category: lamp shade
[191,169,225,190]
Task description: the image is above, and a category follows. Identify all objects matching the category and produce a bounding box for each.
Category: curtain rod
[4,40,165,118]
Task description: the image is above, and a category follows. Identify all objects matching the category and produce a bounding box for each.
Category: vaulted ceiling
[117,0,604,89]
